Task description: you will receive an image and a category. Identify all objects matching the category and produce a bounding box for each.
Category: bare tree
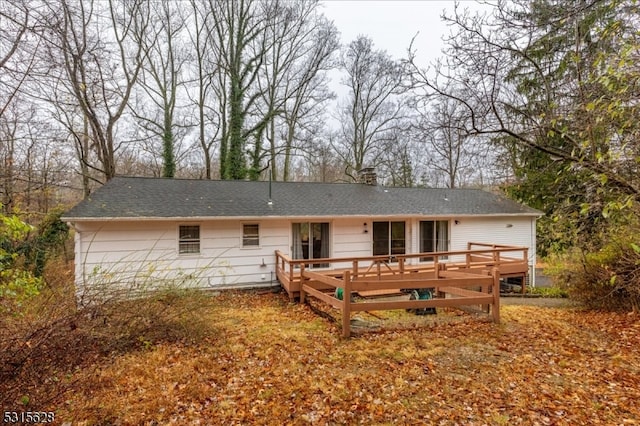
[184,0,221,179]
[0,1,46,213]
[412,90,489,188]
[378,127,418,187]
[133,1,191,178]
[334,36,407,180]
[42,0,149,184]
[0,104,20,212]
[1,100,73,216]
[294,137,344,183]
[256,0,339,181]
[44,82,97,197]
[0,1,37,120]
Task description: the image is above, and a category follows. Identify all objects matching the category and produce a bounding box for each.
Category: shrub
[0,256,217,411]
[26,209,70,276]
[0,208,44,312]
[0,269,43,313]
[547,225,640,311]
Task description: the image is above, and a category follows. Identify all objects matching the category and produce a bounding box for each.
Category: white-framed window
[242,223,260,247]
[179,225,200,254]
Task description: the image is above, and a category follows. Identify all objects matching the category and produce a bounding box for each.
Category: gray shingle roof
[62,177,542,220]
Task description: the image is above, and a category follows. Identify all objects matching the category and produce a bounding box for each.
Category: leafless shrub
[0,257,219,411]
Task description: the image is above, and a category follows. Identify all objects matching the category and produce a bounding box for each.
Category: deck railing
[275,243,528,337]
[275,242,528,298]
[303,265,501,337]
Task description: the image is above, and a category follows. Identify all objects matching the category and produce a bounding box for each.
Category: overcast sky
[320,1,482,67]
[319,1,490,122]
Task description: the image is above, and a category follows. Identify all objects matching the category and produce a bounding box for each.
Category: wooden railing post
[492,268,500,323]
[481,269,490,313]
[299,263,307,303]
[288,261,295,300]
[342,270,352,338]
[352,260,358,280]
[399,257,405,276]
[435,263,445,298]
[522,247,529,294]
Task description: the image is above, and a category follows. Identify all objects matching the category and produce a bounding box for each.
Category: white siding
[72,214,537,298]
[451,216,534,251]
[73,219,291,299]
[450,217,531,248]
[332,218,371,258]
[450,216,537,283]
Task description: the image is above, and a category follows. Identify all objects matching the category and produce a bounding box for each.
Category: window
[179,225,200,254]
[420,220,449,261]
[292,222,330,268]
[243,224,260,247]
[373,221,406,257]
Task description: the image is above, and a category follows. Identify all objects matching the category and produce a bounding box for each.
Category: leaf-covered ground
[32,292,640,424]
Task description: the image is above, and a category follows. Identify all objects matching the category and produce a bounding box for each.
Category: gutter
[61,212,542,222]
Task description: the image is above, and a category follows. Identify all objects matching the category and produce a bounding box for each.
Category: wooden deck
[275,243,530,337]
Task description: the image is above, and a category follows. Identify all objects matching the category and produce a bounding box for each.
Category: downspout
[531,217,537,287]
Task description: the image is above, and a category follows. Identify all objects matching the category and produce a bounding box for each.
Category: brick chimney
[358,167,377,186]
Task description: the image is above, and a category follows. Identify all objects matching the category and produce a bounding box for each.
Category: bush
[21,209,70,277]
[0,257,218,411]
[0,269,43,313]
[547,225,640,311]
[0,209,44,312]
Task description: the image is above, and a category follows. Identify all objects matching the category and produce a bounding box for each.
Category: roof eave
[62,212,542,222]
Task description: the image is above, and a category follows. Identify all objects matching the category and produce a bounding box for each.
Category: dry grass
[2,275,640,425]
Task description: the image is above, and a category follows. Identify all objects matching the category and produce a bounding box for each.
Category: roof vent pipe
[358,167,377,186]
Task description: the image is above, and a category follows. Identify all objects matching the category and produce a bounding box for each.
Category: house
[62,176,541,302]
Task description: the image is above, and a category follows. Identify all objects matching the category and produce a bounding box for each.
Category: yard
[2,287,639,425]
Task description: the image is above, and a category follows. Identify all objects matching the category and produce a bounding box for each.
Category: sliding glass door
[373,221,405,257]
[292,222,330,268]
[420,220,449,260]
